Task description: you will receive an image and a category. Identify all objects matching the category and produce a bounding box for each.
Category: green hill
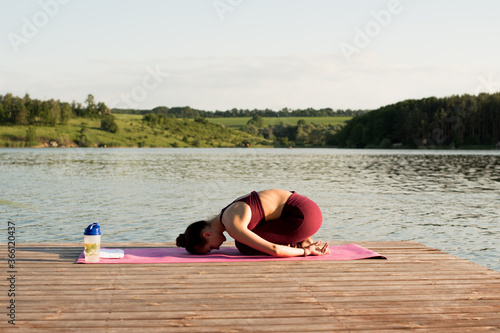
[0,93,346,148]
[0,114,272,148]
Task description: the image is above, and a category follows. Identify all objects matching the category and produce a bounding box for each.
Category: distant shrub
[379,138,392,149]
[78,133,93,147]
[192,138,201,147]
[194,117,208,124]
[25,126,37,146]
[100,115,118,133]
[247,115,264,128]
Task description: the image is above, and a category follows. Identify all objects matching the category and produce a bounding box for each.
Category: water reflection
[0,148,499,271]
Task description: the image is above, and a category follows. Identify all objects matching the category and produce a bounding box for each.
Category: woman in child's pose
[176,189,329,257]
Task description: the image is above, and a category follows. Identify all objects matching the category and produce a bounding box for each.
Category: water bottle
[84,223,101,262]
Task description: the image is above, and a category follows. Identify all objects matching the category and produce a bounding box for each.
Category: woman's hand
[303,241,330,256]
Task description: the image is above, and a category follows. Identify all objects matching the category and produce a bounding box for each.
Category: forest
[333,93,500,148]
[0,93,112,126]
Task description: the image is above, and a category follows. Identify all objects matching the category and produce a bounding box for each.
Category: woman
[176,189,329,257]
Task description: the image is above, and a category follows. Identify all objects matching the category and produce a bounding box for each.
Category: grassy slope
[207,116,351,129]
[0,114,273,148]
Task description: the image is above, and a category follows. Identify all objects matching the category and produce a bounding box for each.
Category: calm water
[1,148,499,271]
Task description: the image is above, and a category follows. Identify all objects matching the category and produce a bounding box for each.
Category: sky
[1,0,500,111]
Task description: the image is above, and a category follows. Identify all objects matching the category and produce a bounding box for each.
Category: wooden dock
[1,241,500,332]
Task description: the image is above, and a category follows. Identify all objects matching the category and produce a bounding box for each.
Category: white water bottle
[84,223,101,262]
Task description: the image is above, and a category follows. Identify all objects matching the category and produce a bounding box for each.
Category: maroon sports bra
[219,191,266,230]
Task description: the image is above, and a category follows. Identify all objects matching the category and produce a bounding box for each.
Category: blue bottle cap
[84,223,101,235]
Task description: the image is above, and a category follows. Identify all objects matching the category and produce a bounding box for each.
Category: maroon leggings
[235,192,323,255]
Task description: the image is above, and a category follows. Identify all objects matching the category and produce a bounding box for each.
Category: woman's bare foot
[284,237,314,248]
[298,237,314,248]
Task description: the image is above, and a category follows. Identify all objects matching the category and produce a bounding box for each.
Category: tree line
[0,93,111,126]
[114,106,368,118]
[333,93,500,148]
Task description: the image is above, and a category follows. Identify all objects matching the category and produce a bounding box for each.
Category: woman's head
[176,218,226,254]
[176,220,210,254]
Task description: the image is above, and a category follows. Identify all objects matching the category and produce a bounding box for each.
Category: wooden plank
[12,300,500,317]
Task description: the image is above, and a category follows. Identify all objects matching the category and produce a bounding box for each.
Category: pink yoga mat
[76,244,386,264]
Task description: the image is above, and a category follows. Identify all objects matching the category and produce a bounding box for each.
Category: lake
[1,148,499,271]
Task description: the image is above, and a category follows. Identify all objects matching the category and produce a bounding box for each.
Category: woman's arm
[230,226,307,257]
[223,202,329,257]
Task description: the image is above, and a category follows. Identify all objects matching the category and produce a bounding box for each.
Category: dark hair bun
[176,233,187,248]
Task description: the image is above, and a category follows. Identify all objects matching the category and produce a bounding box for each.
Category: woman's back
[255,189,293,221]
